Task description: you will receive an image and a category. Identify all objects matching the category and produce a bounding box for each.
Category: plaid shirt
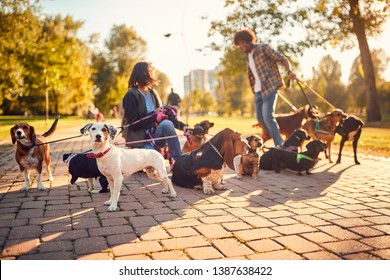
[247,44,286,96]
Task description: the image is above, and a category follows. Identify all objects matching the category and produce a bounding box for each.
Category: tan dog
[302,109,347,163]
[10,118,59,191]
[234,135,264,179]
[182,120,214,154]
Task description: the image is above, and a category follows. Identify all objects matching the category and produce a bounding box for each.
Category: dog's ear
[258,136,264,147]
[246,136,253,143]
[10,126,16,144]
[80,124,92,135]
[105,124,117,140]
[210,122,214,127]
[30,126,37,144]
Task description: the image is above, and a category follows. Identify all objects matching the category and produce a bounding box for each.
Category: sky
[41,0,390,96]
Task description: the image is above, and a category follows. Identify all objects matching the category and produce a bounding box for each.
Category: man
[234,29,297,146]
[166,88,181,115]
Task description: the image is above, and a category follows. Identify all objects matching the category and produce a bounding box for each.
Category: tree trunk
[349,0,382,121]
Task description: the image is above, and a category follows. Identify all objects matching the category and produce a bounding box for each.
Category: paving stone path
[1,121,390,260]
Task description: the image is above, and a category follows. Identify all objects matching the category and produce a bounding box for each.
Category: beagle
[81,122,177,212]
[10,118,59,191]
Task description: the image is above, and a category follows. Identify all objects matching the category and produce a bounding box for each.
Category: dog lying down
[63,153,109,193]
[260,140,326,176]
[81,122,177,212]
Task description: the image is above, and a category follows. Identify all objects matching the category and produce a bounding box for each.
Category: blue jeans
[144,120,182,160]
[255,90,283,146]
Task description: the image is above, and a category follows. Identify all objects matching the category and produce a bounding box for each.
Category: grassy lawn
[2,114,390,158]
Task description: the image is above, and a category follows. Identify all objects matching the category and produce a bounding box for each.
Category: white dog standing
[81,123,177,211]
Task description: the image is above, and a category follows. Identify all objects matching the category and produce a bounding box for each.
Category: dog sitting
[182,120,214,154]
[234,135,264,179]
[253,104,318,143]
[335,115,364,165]
[302,109,347,163]
[10,118,59,191]
[270,140,326,176]
[81,123,177,212]
[63,153,109,193]
[172,128,248,194]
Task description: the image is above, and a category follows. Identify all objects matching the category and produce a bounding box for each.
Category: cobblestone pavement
[1,120,390,260]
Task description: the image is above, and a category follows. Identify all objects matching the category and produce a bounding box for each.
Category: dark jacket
[122,87,162,148]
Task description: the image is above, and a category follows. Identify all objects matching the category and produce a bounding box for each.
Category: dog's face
[326,109,347,125]
[80,123,117,149]
[293,129,310,141]
[196,120,214,134]
[306,140,326,153]
[305,105,319,119]
[10,122,36,145]
[192,125,205,138]
[246,135,264,150]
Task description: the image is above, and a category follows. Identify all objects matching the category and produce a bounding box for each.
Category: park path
[1,120,390,260]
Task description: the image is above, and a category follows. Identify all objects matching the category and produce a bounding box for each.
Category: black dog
[269,140,326,176]
[259,129,310,170]
[282,129,311,152]
[335,115,364,165]
[63,153,109,193]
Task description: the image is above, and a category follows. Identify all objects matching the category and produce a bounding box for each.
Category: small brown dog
[234,135,264,179]
[182,120,214,153]
[302,109,347,163]
[11,118,59,191]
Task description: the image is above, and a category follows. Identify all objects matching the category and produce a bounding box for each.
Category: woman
[122,62,186,162]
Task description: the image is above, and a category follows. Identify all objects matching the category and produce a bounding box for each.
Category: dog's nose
[16,130,22,136]
[95,134,102,141]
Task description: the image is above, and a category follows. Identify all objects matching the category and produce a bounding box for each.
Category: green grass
[2,114,390,158]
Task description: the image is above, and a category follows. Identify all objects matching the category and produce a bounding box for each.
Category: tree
[209,0,389,121]
[92,24,147,113]
[311,55,348,112]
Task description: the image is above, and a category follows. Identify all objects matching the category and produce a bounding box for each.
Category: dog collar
[86,147,111,159]
[208,141,223,159]
[296,154,316,163]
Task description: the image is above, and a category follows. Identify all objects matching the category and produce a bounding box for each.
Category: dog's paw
[37,183,47,191]
[170,190,177,198]
[20,185,29,192]
[90,190,100,194]
[212,182,225,191]
[107,204,118,212]
[104,200,112,206]
[48,175,54,182]
[161,187,168,194]
[251,175,258,179]
[203,187,215,195]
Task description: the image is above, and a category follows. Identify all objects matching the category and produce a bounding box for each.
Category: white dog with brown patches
[81,123,177,211]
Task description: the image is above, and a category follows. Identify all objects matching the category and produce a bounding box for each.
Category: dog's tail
[42,116,60,138]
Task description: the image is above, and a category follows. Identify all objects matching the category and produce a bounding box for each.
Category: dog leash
[30,134,84,147]
[296,78,336,109]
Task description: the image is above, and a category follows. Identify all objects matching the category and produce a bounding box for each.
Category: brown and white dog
[10,118,59,191]
[172,128,248,194]
[81,122,177,212]
[182,120,214,154]
[234,135,264,179]
[302,109,347,163]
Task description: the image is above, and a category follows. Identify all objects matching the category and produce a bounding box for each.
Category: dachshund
[302,109,347,163]
[234,135,264,179]
[172,128,248,194]
[270,140,326,176]
[335,115,364,165]
[182,120,214,154]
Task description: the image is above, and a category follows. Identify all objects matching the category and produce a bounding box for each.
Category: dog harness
[296,154,316,164]
[64,153,77,166]
[86,147,111,159]
[314,121,335,135]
